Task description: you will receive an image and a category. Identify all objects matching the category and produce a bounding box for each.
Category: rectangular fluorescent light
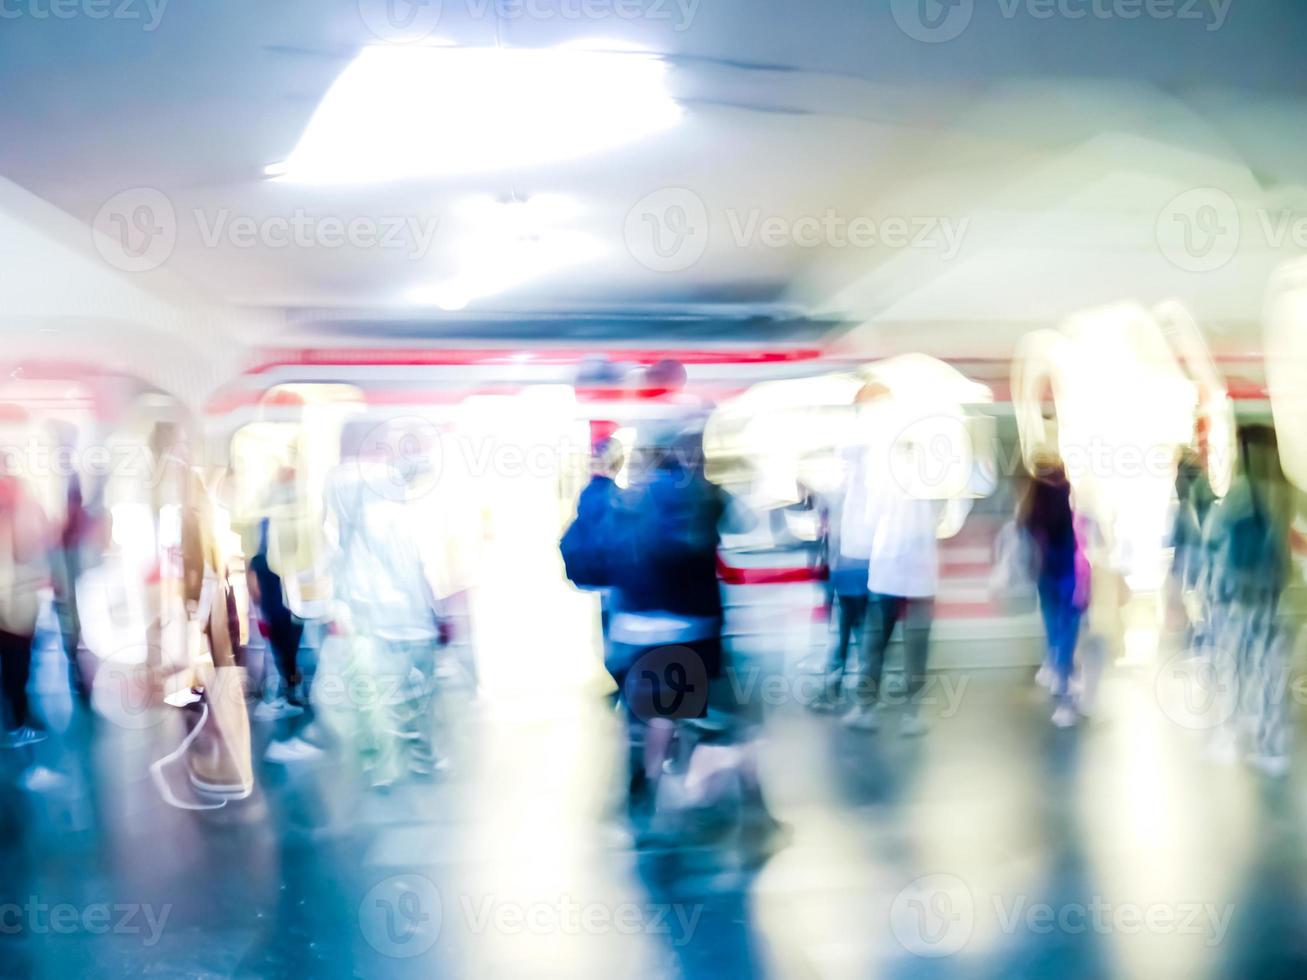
[270,44,681,183]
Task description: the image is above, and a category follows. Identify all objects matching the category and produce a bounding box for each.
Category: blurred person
[146,422,253,804]
[1170,444,1216,644]
[607,421,724,803]
[1020,455,1090,728]
[46,420,92,704]
[1199,424,1295,775]
[0,465,51,747]
[250,536,322,763]
[842,383,949,736]
[607,422,785,851]
[248,463,308,720]
[639,358,689,400]
[323,419,450,788]
[561,434,626,648]
[809,391,879,713]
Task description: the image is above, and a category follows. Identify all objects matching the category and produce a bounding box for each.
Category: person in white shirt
[323,420,449,787]
[841,383,984,735]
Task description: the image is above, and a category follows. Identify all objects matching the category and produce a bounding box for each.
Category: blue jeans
[1038,575,1082,705]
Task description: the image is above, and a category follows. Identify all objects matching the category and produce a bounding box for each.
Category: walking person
[324,420,451,788]
[810,438,871,713]
[841,382,956,737]
[249,464,308,719]
[1020,455,1089,728]
[607,421,786,852]
[145,422,254,805]
[1199,424,1294,775]
[1170,445,1216,648]
[47,421,92,704]
[0,466,50,747]
[561,434,626,653]
[606,421,725,810]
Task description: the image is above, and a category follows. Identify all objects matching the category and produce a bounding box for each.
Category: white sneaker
[264,736,325,764]
[1051,704,1078,729]
[1247,754,1291,779]
[253,697,303,722]
[1073,690,1096,719]
[1035,664,1054,689]
[164,688,203,708]
[899,712,929,737]
[19,765,66,792]
[4,726,47,748]
[842,705,881,732]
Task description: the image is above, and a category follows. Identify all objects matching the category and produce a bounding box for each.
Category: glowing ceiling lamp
[268,44,682,183]
[408,229,604,311]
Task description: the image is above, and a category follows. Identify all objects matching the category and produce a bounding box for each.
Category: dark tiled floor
[3,628,1307,979]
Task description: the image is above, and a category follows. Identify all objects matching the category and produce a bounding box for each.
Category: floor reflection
[3,617,1307,979]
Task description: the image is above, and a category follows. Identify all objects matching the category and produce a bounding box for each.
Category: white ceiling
[2,0,1306,359]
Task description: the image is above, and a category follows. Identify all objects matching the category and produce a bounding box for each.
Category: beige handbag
[149,473,254,808]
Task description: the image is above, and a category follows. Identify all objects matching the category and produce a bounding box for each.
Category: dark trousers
[52,548,89,700]
[251,554,304,698]
[830,592,868,677]
[0,628,36,731]
[266,618,305,698]
[854,594,935,707]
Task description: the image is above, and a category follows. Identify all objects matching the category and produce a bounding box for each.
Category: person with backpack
[599,422,720,803]
[602,421,787,852]
[560,435,625,634]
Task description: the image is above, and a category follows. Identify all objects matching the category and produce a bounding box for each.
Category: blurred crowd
[0,333,1303,853]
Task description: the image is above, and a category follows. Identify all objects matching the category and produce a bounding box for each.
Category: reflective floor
[3,623,1307,980]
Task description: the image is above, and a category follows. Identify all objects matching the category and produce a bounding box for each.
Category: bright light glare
[271,45,682,183]
[407,229,604,310]
[453,194,583,229]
